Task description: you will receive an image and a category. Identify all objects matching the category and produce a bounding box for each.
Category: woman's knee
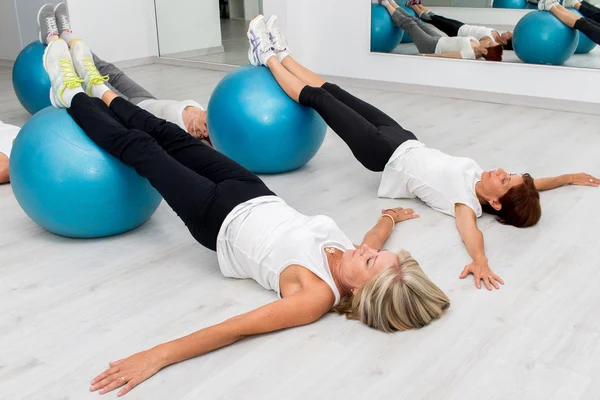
[0,155,10,184]
[298,86,331,108]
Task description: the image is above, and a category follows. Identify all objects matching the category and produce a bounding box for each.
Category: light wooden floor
[1,63,600,400]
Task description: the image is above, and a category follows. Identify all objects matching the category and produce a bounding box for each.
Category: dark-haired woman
[378,0,504,61]
[247,14,599,291]
[409,2,514,51]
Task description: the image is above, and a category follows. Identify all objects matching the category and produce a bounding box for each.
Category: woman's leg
[574,1,600,22]
[574,17,600,43]
[0,153,9,184]
[427,15,465,37]
[67,93,273,250]
[386,5,440,53]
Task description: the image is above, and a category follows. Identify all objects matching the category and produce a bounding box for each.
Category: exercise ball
[399,5,417,44]
[513,11,578,65]
[9,107,162,238]
[207,66,327,174]
[569,9,597,54]
[493,0,527,8]
[12,41,51,115]
[371,4,404,52]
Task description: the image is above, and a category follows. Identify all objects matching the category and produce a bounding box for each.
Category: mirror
[154,0,263,66]
[370,0,600,69]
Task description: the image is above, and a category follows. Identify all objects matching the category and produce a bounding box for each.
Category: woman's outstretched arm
[534,173,599,191]
[91,287,334,397]
[361,207,420,250]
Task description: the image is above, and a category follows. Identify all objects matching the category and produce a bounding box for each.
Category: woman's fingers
[118,379,141,397]
[92,366,120,385]
[99,375,128,395]
[91,372,123,393]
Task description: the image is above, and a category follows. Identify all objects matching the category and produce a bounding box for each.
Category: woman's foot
[247,15,276,66]
[538,0,558,10]
[43,39,84,108]
[37,4,59,45]
[54,2,76,44]
[70,40,110,98]
[265,16,291,63]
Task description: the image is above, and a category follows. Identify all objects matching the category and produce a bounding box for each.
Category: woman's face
[481,168,524,201]
[340,244,399,292]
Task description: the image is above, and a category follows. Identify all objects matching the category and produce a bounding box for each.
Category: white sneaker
[37,4,59,45]
[562,0,578,7]
[42,39,83,108]
[247,15,276,66]
[538,0,558,10]
[265,15,291,63]
[70,40,109,96]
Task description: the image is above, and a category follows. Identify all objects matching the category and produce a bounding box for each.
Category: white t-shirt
[0,121,20,158]
[457,25,498,43]
[378,140,484,218]
[435,36,478,60]
[217,196,354,306]
[137,99,205,133]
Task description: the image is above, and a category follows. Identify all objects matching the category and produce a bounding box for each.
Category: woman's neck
[326,250,351,296]
[475,181,488,205]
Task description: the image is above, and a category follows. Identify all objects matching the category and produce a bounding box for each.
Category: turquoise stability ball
[371,4,404,53]
[399,5,417,44]
[493,0,527,8]
[513,11,578,65]
[569,9,596,54]
[9,107,162,238]
[12,41,52,115]
[207,66,327,174]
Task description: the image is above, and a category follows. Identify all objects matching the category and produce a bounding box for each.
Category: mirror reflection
[371,0,600,69]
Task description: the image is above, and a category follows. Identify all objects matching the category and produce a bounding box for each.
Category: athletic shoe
[247,15,276,66]
[54,3,73,39]
[43,39,84,108]
[266,15,291,62]
[38,4,59,45]
[70,40,109,96]
[562,0,578,7]
[539,0,558,10]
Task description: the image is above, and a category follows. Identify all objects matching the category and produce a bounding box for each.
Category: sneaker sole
[42,42,62,108]
[37,4,53,44]
[53,3,68,36]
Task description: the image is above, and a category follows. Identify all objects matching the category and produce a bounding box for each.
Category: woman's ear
[489,199,502,211]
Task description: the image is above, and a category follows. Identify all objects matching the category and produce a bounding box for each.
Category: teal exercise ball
[371,4,404,52]
[12,41,52,115]
[493,0,527,8]
[569,9,596,54]
[513,11,578,65]
[399,5,417,44]
[206,66,327,174]
[9,107,162,238]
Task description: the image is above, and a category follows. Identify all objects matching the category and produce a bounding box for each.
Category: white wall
[264,0,600,104]
[67,0,158,62]
[15,0,50,48]
[244,0,261,20]
[155,0,222,55]
[0,1,23,61]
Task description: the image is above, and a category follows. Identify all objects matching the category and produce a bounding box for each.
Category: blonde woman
[38,15,450,397]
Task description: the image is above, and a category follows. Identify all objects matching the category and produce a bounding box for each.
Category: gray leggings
[391,8,442,54]
[93,53,156,105]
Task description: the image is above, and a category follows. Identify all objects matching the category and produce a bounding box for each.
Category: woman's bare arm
[360,207,419,250]
[534,173,599,191]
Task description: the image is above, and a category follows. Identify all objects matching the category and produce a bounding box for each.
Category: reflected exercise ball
[9,107,162,238]
[493,0,527,8]
[12,41,52,115]
[513,11,578,65]
[371,4,404,53]
[569,9,597,54]
[206,66,327,174]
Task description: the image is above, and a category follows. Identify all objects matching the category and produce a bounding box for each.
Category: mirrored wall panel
[155,0,263,66]
[370,0,600,69]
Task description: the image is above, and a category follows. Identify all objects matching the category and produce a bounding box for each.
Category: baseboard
[113,56,158,69]
[159,46,225,60]
[155,57,238,72]
[0,59,15,68]
[326,75,600,116]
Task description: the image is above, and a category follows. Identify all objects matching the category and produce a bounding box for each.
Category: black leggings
[579,1,600,23]
[67,94,275,251]
[428,15,465,37]
[574,16,600,45]
[299,83,417,172]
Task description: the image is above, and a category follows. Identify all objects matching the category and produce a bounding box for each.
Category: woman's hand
[90,348,165,397]
[565,173,599,187]
[459,258,504,290]
[183,106,209,140]
[382,207,420,224]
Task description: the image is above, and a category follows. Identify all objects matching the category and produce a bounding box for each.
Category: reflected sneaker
[247,15,276,66]
[42,39,84,108]
[37,4,59,45]
[266,15,291,63]
[54,2,75,44]
[539,0,558,10]
[70,40,110,98]
[562,0,578,7]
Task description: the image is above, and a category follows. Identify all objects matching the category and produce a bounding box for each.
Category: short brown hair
[483,44,503,62]
[482,173,541,227]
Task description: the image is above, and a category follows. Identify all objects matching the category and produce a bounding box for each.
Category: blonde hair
[333,250,449,333]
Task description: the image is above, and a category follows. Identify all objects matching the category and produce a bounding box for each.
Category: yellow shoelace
[83,58,109,88]
[59,58,84,89]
